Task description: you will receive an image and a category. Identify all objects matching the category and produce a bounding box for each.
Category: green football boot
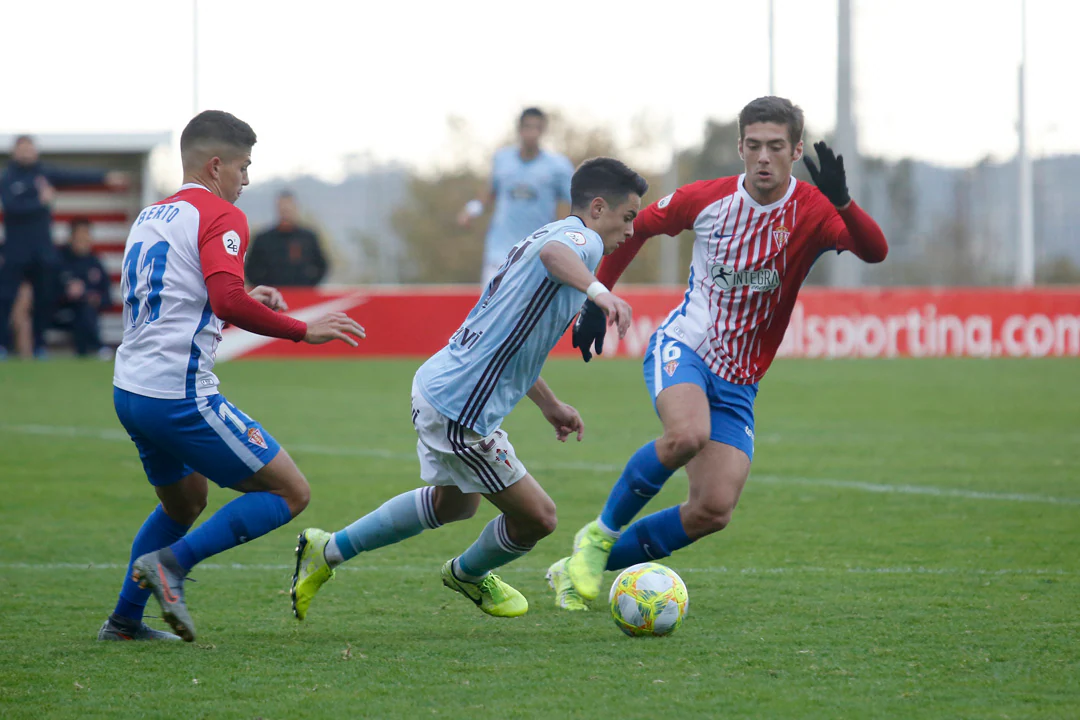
[546,557,589,611]
[440,560,528,618]
[565,521,615,601]
[291,528,336,620]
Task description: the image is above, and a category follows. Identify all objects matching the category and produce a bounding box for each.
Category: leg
[168,449,304,572]
[680,441,751,540]
[109,473,208,627]
[454,474,557,580]
[606,371,757,569]
[10,282,33,358]
[0,256,28,354]
[70,301,98,356]
[567,383,710,600]
[327,484,480,566]
[105,389,207,640]
[441,474,554,618]
[598,383,710,533]
[27,246,59,355]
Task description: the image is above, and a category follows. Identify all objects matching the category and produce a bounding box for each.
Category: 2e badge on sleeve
[222,230,241,256]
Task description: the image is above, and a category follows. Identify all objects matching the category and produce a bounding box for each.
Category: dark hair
[69,217,91,234]
[180,110,256,161]
[519,107,546,126]
[570,157,649,210]
[14,134,33,146]
[738,96,804,145]
[277,189,295,200]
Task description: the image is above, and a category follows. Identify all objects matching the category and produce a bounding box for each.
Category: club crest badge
[494,448,513,469]
[247,427,268,450]
[772,224,790,250]
[665,360,679,377]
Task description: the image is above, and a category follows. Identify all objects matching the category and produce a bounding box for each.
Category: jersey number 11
[122,241,171,327]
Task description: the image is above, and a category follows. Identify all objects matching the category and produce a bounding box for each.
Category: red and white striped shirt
[598,174,888,384]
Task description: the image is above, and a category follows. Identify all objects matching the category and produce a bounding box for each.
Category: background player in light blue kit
[458,108,574,284]
[292,158,647,619]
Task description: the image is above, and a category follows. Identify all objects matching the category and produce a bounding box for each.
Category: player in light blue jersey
[291,158,648,619]
[458,108,574,284]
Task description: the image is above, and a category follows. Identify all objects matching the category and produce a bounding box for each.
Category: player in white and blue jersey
[458,108,574,284]
[95,111,364,643]
[291,158,647,620]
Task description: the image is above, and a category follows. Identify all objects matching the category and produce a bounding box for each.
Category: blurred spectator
[6,281,33,358]
[457,107,573,284]
[0,135,125,358]
[245,190,328,287]
[55,217,111,358]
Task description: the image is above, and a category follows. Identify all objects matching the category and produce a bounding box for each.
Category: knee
[284,477,311,518]
[658,427,709,466]
[515,499,558,544]
[164,494,207,526]
[683,499,735,538]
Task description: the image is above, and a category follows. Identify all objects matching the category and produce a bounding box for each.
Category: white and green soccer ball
[608,562,689,637]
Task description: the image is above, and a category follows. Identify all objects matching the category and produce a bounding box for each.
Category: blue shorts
[643,331,758,460]
[114,387,281,488]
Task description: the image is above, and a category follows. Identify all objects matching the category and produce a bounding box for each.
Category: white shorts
[411,379,527,495]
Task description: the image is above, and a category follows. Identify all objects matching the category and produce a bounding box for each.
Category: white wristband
[464,199,484,218]
[586,281,610,301]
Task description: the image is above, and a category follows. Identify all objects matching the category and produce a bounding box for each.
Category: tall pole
[660,116,680,285]
[1016,0,1034,287]
[768,0,775,95]
[833,0,862,287]
[192,0,199,115]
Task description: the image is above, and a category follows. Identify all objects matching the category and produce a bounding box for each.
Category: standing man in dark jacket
[57,217,112,357]
[0,135,125,357]
[245,190,328,287]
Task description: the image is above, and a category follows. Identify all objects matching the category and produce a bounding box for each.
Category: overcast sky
[2,0,1071,183]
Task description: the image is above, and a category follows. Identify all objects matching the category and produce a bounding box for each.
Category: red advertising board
[217,286,1080,361]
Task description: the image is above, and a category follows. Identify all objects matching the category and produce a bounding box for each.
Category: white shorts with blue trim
[643,329,759,461]
[410,379,526,495]
[114,387,281,488]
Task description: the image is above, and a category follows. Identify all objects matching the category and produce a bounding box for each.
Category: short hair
[69,217,91,234]
[519,107,546,126]
[14,134,33,147]
[180,110,256,166]
[738,96,805,146]
[277,189,295,200]
[570,157,649,210]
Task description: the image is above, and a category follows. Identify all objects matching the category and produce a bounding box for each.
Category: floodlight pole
[768,0,775,95]
[1016,0,1034,287]
[192,0,200,115]
[832,0,862,287]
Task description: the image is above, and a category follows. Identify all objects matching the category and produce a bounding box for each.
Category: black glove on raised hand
[572,299,607,362]
[803,141,851,208]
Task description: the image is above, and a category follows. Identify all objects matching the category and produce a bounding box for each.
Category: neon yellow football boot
[291,528,335,620]
[441,560,528,618]
[566,521,615,601]
[546,557,588,611]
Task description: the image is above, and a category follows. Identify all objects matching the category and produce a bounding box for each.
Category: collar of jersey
[735,173,797,211]
[179,182,211,193]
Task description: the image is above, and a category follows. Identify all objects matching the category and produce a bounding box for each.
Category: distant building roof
[0,132,170,154]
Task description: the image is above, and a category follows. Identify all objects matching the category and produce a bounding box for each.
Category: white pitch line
[2,423,1078,507]
[0,562,1073,577]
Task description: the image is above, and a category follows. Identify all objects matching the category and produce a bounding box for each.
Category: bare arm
[539,241,633,338]
[528,377,585,442]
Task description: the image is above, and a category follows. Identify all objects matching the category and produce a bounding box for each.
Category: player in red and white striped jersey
[98,111,365,642]
[548,97,888,607]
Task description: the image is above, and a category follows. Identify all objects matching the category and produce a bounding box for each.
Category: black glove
[803,141,851,208]
[572,299,607,362]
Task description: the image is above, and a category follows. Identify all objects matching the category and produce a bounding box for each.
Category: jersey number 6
[122,241,171,327]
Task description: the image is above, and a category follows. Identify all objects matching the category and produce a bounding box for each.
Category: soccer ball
[609,562,689,637]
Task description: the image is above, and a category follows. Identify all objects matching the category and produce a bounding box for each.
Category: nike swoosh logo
[158,565,179,604]
[713,233,734,240]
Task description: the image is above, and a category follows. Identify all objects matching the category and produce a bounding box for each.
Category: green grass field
[1,358,1078,719]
